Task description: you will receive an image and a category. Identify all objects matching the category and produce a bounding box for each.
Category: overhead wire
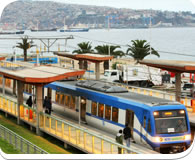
[1,33,195,58]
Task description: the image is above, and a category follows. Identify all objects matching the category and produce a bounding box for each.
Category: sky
[37,0,195,13]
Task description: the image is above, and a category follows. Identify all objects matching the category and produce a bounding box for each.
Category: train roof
[55,80,180,107]
[76,80,128,93]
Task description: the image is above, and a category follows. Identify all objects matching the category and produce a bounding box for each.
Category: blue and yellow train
[45,80,191,153]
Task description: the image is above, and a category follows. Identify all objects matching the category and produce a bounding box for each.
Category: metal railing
[0,95,37,126]
[0,61,24,70]
[0,124,48,154]
[0,94,156,154]
[39,113,143,154]
[0,95,18,117]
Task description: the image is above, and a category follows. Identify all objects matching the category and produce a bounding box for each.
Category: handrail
[40,112,142,154]
[0,124,48,154]
[0,95,36,112]
[0,93,154,154]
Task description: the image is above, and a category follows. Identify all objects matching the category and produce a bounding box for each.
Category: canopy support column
[175,73,181,102]
[95,62,100,80]
[77,96,81,126]
[17,80,24,125]
[2,75,5,96]
[36,84,43,135]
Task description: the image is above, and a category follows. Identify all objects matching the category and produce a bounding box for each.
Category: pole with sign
[36,47,39,66]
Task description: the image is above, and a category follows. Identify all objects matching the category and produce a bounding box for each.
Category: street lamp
[12,46,16,62]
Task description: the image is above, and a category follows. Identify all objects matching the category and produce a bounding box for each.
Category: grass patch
[0,112,83,154]
[0,138,20,154]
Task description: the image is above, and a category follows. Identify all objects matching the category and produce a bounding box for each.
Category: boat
[60,27,89,32]
[30,28,57,32]
[59,20,89,32]
[0,30,24,35]
[16,30,25,34]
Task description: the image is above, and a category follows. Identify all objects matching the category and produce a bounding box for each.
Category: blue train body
[45,80,191,153]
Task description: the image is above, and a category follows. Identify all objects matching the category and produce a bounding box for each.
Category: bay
[0,27,195,61]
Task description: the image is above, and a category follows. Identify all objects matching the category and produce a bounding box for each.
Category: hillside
[0,0,195,30]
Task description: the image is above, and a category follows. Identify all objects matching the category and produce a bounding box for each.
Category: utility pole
[107,15,111,70]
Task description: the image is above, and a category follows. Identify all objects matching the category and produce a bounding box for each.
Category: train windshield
[154,110,188,134]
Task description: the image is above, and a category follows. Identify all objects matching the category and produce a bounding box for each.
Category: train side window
[69,96,76,110]
[60,94,64,105]
[91,101,97,116]
[143,116,146,128]
[65,95,70,107]
[55,92,60,103]
[98,103,104,118]
[105,105,111,120]
[147,118,151,133]
[112,107,118,123]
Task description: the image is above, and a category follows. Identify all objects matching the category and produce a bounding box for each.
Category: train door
[47,88,52,99]
[125,109,134,138]
[140,111,149,145]
[80,97,86,122]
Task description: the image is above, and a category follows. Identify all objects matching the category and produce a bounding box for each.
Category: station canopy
[0,61,85,84]
[0,57,6,61]
[140,59,195,73]
[54,52,113,63]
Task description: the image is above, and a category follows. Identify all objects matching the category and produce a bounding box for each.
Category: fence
[39,113,143,154]
[0,124,48,154]
[0,94,156,154]
[0,95,37,126]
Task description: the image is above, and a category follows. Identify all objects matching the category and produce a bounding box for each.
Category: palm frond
[127,39,160,62]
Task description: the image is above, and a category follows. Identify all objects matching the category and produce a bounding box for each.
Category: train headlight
[184,134,191,141]
[153,112,159,116]
[179,110,185,114]
[154,137,163,143]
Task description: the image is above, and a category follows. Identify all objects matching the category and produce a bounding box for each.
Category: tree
[95,45,124,71]
[73,42,94,70]
[16,36,35,61]
[126,40,160,63]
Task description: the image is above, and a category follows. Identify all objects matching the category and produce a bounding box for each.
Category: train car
[45,80,191,153]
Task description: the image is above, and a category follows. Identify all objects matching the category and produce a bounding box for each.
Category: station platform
[0,87,158,154]
[188,112,195,127]
[51,104,158,154]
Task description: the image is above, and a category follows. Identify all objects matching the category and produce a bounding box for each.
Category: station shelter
[54,52,113,80]
[140,59,195,105]
[0,58,85,135]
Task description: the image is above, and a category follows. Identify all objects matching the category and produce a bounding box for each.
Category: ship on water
[0,30,24,35]
[30,28,57,32]
[59,18,89,32]
[60,23,89,32]
[60,27,89,32]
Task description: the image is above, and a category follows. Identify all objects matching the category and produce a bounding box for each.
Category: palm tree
[73,42,94,70]
[126,40,160,63]
[95,45,124,71]
[16,36,35,61]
